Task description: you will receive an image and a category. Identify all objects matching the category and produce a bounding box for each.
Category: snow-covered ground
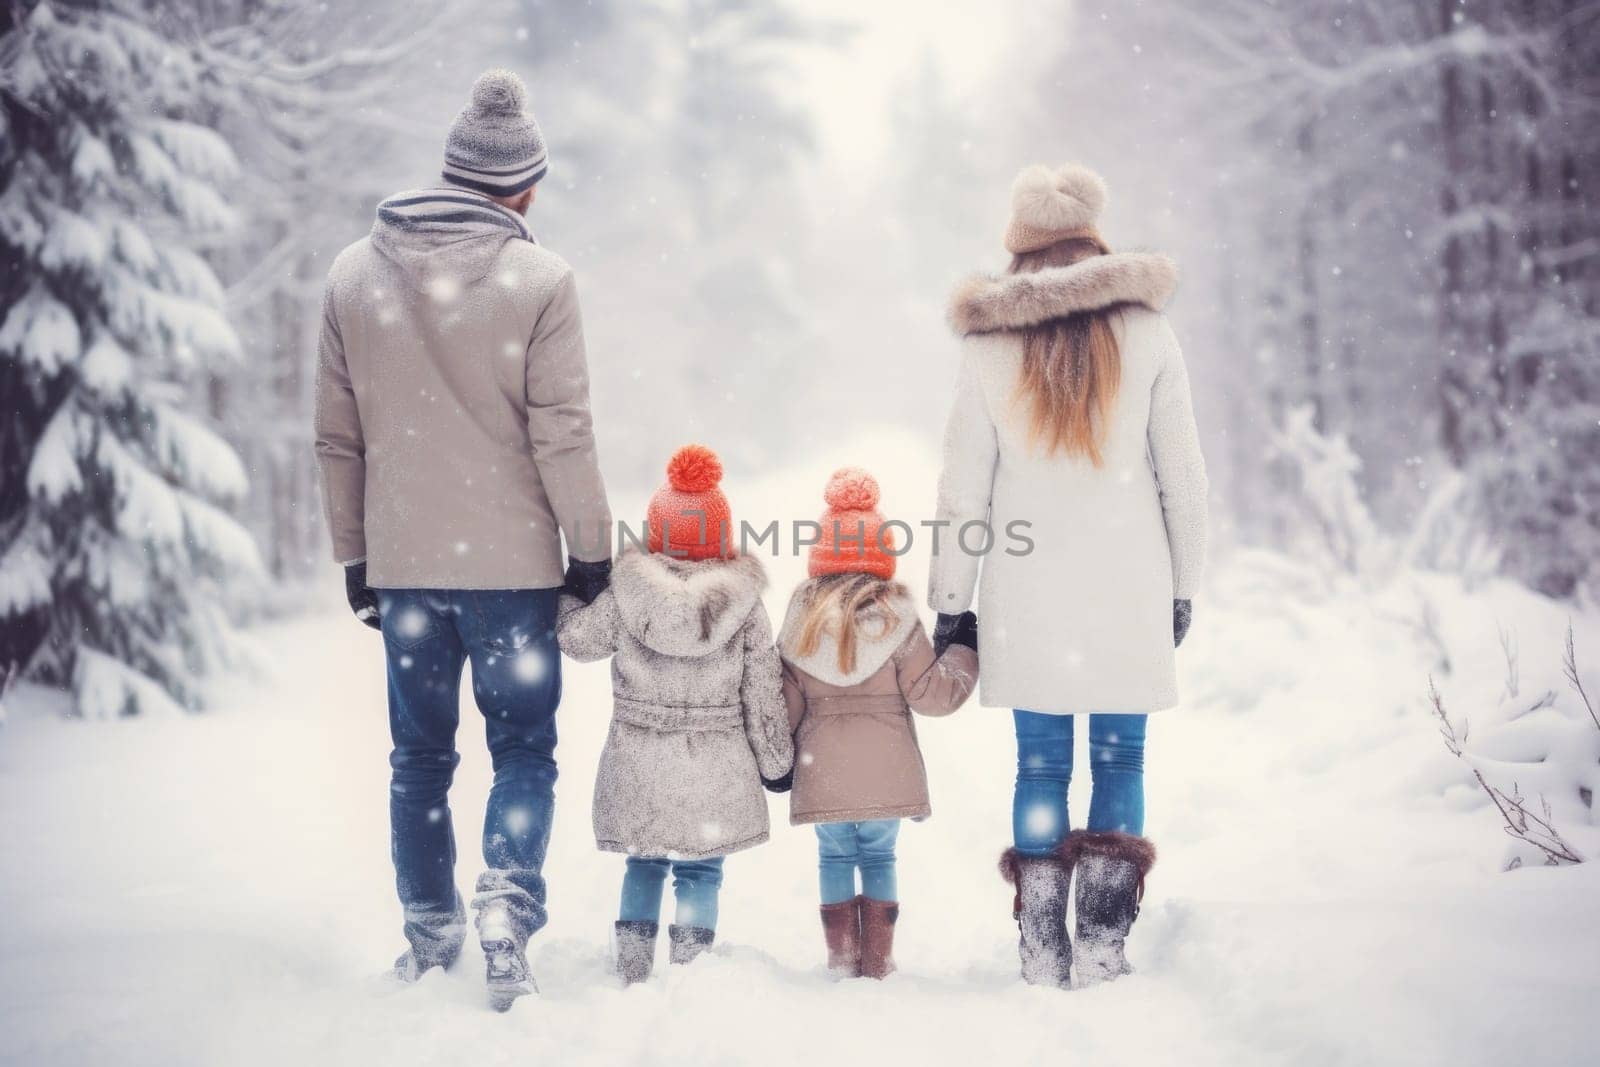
[3,444,1598,1067]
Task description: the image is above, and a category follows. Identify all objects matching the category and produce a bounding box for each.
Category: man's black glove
[345,561,381,631]
[563,557,612,605]
[933,610,978,656]
[1173,599,1193,647]
[761,769,794,794]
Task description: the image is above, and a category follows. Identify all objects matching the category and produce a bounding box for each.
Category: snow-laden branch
[1563,624,1600,733]
[1429,677,1586,866]
[199,1,466,85]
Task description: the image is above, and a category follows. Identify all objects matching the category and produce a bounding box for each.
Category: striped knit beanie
[809,468,897,581]
[442,70,548,197]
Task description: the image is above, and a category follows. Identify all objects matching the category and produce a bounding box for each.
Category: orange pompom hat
[809,467,897,580]
[647,444,735,560]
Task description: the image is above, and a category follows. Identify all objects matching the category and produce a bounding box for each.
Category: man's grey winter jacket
[315,188,611,588]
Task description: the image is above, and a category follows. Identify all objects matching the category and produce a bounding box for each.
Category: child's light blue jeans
[1013,710,1147,855]
[815,819,900,904]
[618,856,725,931]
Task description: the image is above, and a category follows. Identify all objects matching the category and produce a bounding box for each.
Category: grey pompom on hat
[442,70,548,197]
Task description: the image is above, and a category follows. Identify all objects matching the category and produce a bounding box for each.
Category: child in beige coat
[778,469,977,978]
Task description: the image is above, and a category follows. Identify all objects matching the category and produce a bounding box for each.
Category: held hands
[344,562,381,631]
[933,611,978,656]
[563,557,613,605]
[1173,599,1193,647]
[761,769,794,794]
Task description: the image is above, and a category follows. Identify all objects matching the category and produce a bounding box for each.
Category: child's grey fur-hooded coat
[557,548,793,859]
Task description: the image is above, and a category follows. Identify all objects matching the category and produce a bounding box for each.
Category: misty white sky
[792,0,1042,170]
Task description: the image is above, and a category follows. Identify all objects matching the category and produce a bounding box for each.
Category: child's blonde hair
[794,573,909,675]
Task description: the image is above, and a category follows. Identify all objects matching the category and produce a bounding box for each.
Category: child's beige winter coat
[778,581,977,825]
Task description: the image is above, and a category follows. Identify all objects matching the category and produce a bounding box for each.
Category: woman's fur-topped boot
[1068,831,1156,986]
[820,897,863,977]
[999,845,1073,988]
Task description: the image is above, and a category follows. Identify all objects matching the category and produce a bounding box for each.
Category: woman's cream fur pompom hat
[1004,163,1108,254]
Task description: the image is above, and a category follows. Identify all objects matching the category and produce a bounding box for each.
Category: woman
[929,163,1207,988]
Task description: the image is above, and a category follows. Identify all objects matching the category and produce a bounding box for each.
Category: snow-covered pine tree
[197,0,469,588]
[0,0,260,716]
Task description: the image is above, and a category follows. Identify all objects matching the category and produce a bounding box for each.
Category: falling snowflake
[1023,803,1058,838]
[427,275,461,303]
[394,607,429,641]
[513,649,546,685]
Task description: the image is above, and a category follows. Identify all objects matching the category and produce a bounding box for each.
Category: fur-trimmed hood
[777,579,919,687]
[947,252,1178,336]
[610,547,768,658]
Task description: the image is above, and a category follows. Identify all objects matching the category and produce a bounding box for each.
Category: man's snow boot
[478,900,535,1011]
[614,920,659,985]
[999,844,1073,988]
[820,896,863,977]
[1069,831,1156,987]
[858,897,899,980]
[388,946,459,983]
[667,923,715,965]
[483,938,537,1011]
[389,896,466,983]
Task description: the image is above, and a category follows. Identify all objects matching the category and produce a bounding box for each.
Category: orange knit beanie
[809,467,896,580]
[647,445,734,560]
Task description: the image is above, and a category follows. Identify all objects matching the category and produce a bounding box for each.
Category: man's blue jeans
[618,857,726,931]
[380,588,561,963]
[1013,710,1147,855]
[815,819,901,904]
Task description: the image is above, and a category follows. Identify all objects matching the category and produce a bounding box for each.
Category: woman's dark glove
[761,769,794,794]
[563,557,612,605]
[345,562,381,631]
[1173,599,1193,647]
[933,611,978,656]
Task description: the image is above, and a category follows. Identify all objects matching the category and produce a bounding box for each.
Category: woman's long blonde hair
[1010,233,1126,466]
[794,573,907,675]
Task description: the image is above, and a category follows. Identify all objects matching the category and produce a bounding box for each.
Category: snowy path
[3,558,1598,1066]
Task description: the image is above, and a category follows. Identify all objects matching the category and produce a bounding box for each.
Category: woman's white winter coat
[930,252,1207,713]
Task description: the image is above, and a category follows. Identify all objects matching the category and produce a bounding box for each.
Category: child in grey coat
[557,445,792,983]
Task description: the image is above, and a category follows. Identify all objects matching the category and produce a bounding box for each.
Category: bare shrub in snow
[1266,405,1393,588]
[1428,621,1600,868]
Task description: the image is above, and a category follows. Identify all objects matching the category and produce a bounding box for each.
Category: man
[314,69,613,1011]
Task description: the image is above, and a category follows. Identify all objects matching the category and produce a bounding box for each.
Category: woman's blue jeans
[618,856,726,931]
[815,819,900,904]
[1013,710,1147,855]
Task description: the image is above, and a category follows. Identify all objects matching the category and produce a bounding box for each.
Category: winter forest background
[4,0,1598,714]
[1,2,1599,1063]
